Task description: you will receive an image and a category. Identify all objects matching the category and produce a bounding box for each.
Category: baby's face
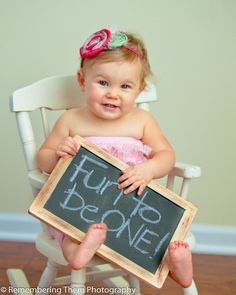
[79,60,143,120]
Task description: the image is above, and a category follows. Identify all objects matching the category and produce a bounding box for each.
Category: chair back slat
[40,107,50,138]
[15,112,37,171]
[136,102,150,111]
[10,75,85,112]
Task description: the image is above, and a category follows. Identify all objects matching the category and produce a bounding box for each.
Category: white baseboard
[190,224,236,255]
[0,213,41,242]
[0,213,235,255]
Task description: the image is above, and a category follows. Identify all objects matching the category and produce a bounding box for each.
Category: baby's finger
[137,184,146,196]
[56,150,71,158]
[118,175,138,190]
[65,138,78,152]
[117,168,135,183]
[123,181,142,195]
[68,137,78,149]
[57,145,76,156]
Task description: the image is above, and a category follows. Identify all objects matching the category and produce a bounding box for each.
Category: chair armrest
[35,231,68,265]
[170,162,201,179]
[27,164,201,191]
[28,169,49,190]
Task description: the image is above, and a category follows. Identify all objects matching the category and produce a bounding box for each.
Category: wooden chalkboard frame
[29,135,197,288]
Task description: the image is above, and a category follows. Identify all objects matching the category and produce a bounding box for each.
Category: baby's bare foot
[70,223,107,269]
[167,240,193,288]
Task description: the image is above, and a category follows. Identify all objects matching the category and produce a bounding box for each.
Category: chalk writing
[44,146,185,273]
[60,154,168,260]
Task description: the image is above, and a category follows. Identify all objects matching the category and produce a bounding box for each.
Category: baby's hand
[117,161,154,196]
[56,136,78,158]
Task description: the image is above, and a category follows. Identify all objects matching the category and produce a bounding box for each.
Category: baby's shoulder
[60,107,83,119]
[132,107,155,122]
[55,107,83,127]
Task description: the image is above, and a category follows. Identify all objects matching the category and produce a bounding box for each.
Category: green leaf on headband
[107,32,128,49]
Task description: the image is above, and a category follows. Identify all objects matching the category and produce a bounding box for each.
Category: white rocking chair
[7,75,201,295]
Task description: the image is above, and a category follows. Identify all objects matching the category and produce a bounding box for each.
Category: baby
[37,28,192,288]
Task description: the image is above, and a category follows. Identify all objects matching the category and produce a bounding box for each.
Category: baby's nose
[106,88,119,99]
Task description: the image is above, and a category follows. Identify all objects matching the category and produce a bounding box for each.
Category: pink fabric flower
[80,29,111,58]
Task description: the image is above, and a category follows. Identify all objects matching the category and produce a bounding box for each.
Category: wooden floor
[0,241,235,295]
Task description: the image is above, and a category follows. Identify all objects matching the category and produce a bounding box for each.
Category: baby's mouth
[102,103,119,109]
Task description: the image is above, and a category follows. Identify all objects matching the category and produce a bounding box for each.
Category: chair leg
[6,269,33,295]
[70,269,86,295]
[35,259,59,295]
[126,275,141,295]
[183,279,198,295]
[90,262,130,289]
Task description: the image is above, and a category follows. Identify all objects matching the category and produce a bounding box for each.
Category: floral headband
[79,29,143,60]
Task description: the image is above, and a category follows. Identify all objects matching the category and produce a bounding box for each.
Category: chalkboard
[29,135,197,288]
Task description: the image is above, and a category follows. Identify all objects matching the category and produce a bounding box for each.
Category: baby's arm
[36,112,77,173]
[118,112,175,195]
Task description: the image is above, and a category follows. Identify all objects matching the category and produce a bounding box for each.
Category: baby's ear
[139,80,146,93]
[77,71,85,90]
[139,84,145,94]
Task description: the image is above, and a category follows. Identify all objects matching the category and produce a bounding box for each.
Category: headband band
[79,29,143,60]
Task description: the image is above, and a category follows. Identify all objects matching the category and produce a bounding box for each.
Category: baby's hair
[80,31,153,89]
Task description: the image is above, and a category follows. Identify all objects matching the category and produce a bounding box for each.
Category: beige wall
[1,0,235,226]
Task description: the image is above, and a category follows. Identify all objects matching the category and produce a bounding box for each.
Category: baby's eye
[121,84,131,89]
[99,80,108,86]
